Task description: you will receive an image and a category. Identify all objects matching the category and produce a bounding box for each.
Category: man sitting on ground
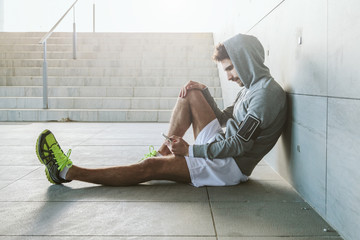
[36,33,287,187]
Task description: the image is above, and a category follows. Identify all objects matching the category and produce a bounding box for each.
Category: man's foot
[36,129,73,184]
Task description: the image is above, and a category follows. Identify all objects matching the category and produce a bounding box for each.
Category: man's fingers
[180,81,203,98]
[179,88,184,98]
[169,135,180,140]
[180,87,187,98]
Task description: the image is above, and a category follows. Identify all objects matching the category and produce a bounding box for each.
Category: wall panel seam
[287,93,360,101]
[246,0,286,33]
[325,0,329,218]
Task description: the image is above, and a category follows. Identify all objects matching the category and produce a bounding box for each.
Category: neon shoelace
[141,145,158,160]
[50,144,73,171]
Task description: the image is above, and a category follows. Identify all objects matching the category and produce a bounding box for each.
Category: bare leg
[64,91,215,185]
[66,155,191,186]
[158,90,217,155]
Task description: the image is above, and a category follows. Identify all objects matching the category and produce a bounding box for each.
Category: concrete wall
[213,1,360,240]
[212,0,284,107]
[0,0,4,31]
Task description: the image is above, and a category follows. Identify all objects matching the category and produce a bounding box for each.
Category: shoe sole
[35,129,56,184]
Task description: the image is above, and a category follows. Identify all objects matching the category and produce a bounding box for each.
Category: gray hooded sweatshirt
[193,33,287,176]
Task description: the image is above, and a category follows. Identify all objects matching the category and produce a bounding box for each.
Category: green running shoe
[36,129,73,184]
[140,145,159,161]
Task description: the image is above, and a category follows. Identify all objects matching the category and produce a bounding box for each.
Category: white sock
[59,166,70,180]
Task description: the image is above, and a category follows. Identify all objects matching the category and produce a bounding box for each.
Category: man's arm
[201,88,234,127]
[192,87,286,160]
[192,124,255,159]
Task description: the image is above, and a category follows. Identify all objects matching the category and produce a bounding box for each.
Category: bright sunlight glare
[95,0,223,32]
[2,0,229,32]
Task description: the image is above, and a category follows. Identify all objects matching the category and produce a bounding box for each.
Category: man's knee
[139,156,189,182]
[184,89,203,101]
[139,157,166,179]
[176,89,203,108]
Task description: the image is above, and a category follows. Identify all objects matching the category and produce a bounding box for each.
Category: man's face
[220,58,244,87]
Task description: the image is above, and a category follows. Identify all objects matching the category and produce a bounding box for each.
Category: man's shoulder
[251,79,285,96]
[246,81,286,107]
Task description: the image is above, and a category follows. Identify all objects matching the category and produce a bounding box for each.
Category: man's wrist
[188,145,194,157]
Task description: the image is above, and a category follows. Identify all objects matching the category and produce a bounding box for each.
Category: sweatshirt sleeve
[193,119,255,159]
[202,88,235,127]
[194,87,286,159]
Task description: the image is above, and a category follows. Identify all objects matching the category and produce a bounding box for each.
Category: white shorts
[185,119,249,187]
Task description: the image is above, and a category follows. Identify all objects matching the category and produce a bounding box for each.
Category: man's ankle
[60,166,74,180]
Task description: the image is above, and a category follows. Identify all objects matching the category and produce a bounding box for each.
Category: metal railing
[39,0,91,109]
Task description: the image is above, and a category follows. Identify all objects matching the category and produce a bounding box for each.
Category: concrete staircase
[0,32,223,122]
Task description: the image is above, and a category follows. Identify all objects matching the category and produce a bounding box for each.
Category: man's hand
[179,80,206,98]
[166,135,190,156]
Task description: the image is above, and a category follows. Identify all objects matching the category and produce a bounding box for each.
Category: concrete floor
[0,122,343,240]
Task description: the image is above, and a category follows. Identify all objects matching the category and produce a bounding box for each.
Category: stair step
[1,76,221,87]
[0,86,222,98]
[0,97,224,110]
[1,51,213,60]
[0,32,212,38]
[0,44,214,53]
[1,109,173,122]
[0,67,218,77]
[0,35,214,45]
[0,59,216,68]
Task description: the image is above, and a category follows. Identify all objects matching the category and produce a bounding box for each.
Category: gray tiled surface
[212,201,334,237]
[219,238,343,240]
[0,122,342,239]
[263,94,328,216]
[328,0,360,99]
[327,98,360,240]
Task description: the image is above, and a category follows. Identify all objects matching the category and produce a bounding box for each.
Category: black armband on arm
[237,114,261,142]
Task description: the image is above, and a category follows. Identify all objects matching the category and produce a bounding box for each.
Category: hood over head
[223,34,271,89]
